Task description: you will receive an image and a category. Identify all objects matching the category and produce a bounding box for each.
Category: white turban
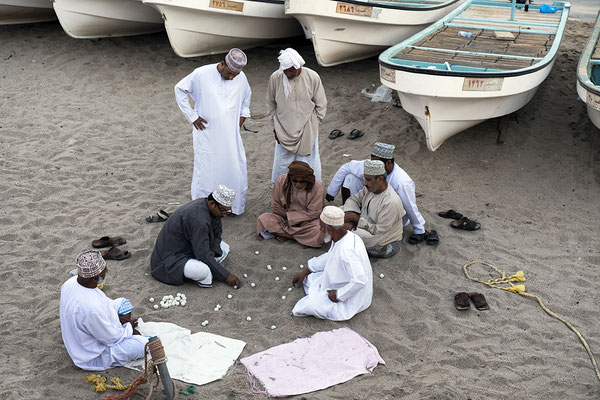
[278,48,305,97]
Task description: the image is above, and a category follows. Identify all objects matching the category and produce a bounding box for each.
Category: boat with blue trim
[576,11,600,130]
[379,0,571,151]
[0,0,56,25]
[286,0,466,67]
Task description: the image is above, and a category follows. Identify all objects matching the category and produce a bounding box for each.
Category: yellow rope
[463,260,600,383]
[85,374,130,392]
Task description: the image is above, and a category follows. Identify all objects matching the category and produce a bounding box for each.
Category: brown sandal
[101,247,131,261]
[454,292,470,310]
[469,292,489,310]
[92,236,126,248]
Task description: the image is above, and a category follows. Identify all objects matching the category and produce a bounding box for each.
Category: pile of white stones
[158,293,187,309]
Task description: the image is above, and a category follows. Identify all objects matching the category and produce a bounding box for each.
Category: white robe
[292,231,373,321]
[175,64,252,214]
[59,276,147,371]
[327,160,426,234]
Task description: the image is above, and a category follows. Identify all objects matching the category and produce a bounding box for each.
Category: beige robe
[257,174,325,247]
[266,67,327,156]
[343,185,406,248]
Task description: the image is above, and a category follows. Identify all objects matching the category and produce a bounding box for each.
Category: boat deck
[387,1,566,72]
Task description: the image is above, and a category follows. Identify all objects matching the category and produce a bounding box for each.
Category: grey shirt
[150,199,229,285]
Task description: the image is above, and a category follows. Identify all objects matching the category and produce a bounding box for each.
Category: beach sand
[1,15,599,400]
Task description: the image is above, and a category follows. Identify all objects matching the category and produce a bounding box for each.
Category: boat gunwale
[577,11,600,96]
[324,0,464,12]
[378,0,570,78]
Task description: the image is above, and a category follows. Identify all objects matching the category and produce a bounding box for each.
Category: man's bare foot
[257,234,264,241]
[275,236,288,243]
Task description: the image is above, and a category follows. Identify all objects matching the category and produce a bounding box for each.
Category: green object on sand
[178,385,196,396]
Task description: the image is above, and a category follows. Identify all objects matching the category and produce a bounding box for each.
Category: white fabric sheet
[125,319,246,386]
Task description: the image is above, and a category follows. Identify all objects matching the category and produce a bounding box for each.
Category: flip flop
[347,129,364,140]
[145,213,167,223]
[92,236,126,248]
[101,247,131,261]
[454,292,470,310]
[450,217,481,231]
[469,292,489,310]
[424,230,439,245]
[328,129,344,139]
[408,233,424,244]
[438,209,463,220]
[158,209,170,220]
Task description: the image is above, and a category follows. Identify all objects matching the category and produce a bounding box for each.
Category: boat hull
[577,81,600,130]
[53,0,163,39]
[0,1,56,25]
[143,0,302,57]
[382,61,554,151]
[576,11,600,130]
[286,0,465,67]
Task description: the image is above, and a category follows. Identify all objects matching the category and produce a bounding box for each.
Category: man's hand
[292,269,311,288]
[325,193,335,202]
[327,290,339,303]
[226,273,241,288]
[273,129,280,144]
[344,211,359,230]
[193,116,208,130]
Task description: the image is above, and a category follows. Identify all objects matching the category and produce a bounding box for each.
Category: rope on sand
[86,338,176,400]
[463,260,600,383]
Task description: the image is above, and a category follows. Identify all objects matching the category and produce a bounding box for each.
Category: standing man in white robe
[60,251,147,371]
[175,48,252,215]
[267,48,327,183]
[343,160,406,258]
[292,206,373,321]
[326,142,429,244]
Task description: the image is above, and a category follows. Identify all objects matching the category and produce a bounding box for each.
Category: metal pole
[510,0,517,20]
[149,336,174,400]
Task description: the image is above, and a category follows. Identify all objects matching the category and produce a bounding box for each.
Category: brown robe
[257,174,325,247]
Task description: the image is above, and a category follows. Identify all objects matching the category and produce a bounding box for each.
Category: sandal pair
[455,292,489,311]
[328,128,364,140]
[439,209,481,231]
[408,230,439,245]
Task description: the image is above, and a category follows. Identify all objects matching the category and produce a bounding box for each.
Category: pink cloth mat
[241,327,385,397]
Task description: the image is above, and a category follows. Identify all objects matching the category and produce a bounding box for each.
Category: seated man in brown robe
[257,161,325,247]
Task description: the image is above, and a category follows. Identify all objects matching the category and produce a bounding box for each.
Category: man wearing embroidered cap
[60,251,147,371]
[326,141,429,244]
[291,206,373,321]
[175,48,252,215]
[342,160,406,258]
[151,184,241,289]
[267,48,327,183]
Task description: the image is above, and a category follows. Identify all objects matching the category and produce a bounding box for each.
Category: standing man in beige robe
[257,161,325,248]
[267,48,327,183]
[343,160,406,258]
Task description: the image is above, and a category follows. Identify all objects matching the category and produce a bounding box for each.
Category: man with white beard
[291,206,373,321]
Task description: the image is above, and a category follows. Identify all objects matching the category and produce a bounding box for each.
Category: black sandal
[347,129,364,140]
[145,214,167,223]
[424,230,439,245]
[450,217,481,231]
[328,129,344,139]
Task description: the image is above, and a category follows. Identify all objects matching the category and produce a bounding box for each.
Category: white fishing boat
[52,0,163,39]
[142,0,302,58]
[576,11,600,130]
[0,0,55,25]
[379,0,570,151]
[285,0,466,67]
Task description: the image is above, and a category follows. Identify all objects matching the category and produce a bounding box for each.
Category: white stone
[282,267,287,271]
[214,307,219,312]
[266,265,272,270]
[379,273,385,278]
[281,296,286,300]
[246,316,252,321]
[233,285,238,290]
[255,251,259,255]
[250,282,256,287]
[243,273,248,278]
[153,304,159,309]
[300,264,304,269]
[149,298,154,302]
[271,325,277,330]
[227,294,233,299]
[216,304,221,308]
[180,301,186,307]
[288,287,293,292]
[174,301,180,306]
[275,277,280,281]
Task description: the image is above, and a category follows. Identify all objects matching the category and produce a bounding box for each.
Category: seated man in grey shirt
[150,184,241,288]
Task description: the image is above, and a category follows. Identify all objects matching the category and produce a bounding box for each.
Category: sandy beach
[1,8,599,400]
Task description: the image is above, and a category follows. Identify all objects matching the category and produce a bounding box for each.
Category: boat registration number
[209,0,244,12]
[336,2,373,18]
[462,78,503,91]
[586,92,600,112]
[380,65,395,84]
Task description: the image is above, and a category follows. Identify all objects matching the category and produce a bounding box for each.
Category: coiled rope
[463,260,600,382]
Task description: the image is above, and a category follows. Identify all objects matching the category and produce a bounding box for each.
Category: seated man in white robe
[325,142,430,244]
[343,160,406,258]
[60,250,147,371]
[291,206,373,321]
